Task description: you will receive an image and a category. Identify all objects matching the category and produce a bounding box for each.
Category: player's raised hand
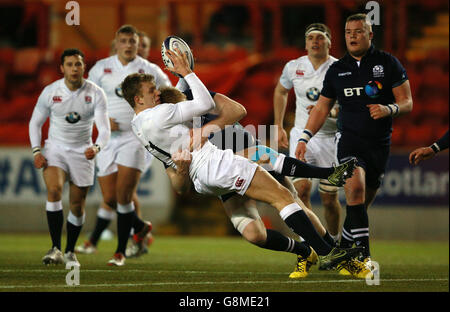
[165,48,192,78]
[367,104,390,120]
[276,126,289,149]
[33,153,47,169]
[295,141,307,162]
[409,146,435,165]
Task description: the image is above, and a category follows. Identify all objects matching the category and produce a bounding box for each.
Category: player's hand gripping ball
[161,36,194,78]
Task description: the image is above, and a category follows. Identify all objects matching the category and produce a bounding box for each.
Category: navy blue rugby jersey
[321,44,408,145]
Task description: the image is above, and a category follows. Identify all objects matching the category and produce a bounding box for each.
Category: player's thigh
[43,166,67,199]
[116,165,141,203]
[343,166,366,205]
[98,172,118,206]
[244,166,294,210]
[68,182,89,215]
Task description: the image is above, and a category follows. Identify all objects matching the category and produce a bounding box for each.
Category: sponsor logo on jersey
[372,65,384,78]
[235,177,245,188]
[104,68,112,74]
[65,112,81,124]
[306,87,320,101]
[53,96,62,103]
[343,81,383,98]
[343,87,364,97]
[115,85,123,98]
[338,71,352,77]
[85,96,92,104]
[296,70,304,76]
[138,69,145,74]
[365,80,383,98]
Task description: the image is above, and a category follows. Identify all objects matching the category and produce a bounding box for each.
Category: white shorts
[192,144,258,197]
[96,131,147,177]
[289,127,337,167]
[42,140,95,187]
[289,127,338,191]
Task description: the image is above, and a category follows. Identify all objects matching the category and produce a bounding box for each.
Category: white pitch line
[0,278,447,289]
[0,269,291,275]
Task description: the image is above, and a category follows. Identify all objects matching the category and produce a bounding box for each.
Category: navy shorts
[336,131,390,189]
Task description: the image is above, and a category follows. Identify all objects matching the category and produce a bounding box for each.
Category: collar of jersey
[343,44,375,65]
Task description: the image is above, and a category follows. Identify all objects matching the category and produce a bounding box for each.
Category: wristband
[430,143,440,154]
[32,147,41,156]
[298,129,313,143]
[387,104,400,117]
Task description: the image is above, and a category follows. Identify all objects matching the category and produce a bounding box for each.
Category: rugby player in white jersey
[77,28,157,259]
[122,48,363,271]
[29,49,110,266]
[274,23,342,245]
[82,25,171,266]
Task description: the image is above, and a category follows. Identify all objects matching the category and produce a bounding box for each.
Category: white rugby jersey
[131,73,215,180]
[88,55,171,132]
[279,55,338,137]
[29,78,110,151]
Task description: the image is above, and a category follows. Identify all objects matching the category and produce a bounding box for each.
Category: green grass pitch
[0,234,447,292]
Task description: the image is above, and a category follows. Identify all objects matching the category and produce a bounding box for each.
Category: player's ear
[60,64,64,75]
[134,95,141,106]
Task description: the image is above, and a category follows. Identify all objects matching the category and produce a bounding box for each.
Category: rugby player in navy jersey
[297,13,413,276]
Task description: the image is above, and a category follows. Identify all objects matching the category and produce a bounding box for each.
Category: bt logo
[344,81,382,98]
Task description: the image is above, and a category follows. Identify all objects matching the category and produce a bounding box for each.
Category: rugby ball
[161,36,194,77]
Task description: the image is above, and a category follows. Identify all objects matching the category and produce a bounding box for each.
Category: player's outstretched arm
[29,105,49,169]
[273,81,290,149]
[409,130,449,165]
[85,89,111,160]
[166,149,192,194]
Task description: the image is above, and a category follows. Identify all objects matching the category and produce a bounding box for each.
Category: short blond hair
[159,86,187,104]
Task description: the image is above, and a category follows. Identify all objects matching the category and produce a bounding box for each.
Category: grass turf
[0,234,447,292]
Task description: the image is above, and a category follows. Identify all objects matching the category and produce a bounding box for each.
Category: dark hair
[116,24,138,37]
[121,73,155,108]
[159,86,186,104]
[61,48,84,64]
[305,23,332,40]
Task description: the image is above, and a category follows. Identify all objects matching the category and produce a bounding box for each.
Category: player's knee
[47,185,63,200]
[321,193,340,209]
[294,181,311,198]
[242,223,267,246]
[103,196,117,209]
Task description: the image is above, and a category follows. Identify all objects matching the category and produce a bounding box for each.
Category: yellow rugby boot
[289,248,318,279]
[337,258,373,279]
